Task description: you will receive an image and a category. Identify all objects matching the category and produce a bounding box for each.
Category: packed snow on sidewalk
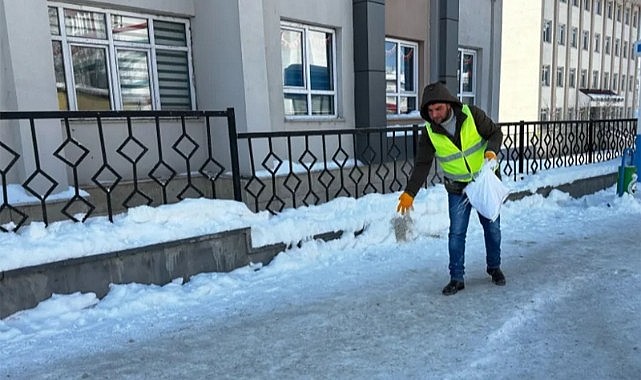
[0,159,639,378]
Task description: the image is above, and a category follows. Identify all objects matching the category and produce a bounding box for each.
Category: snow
[0,158,640,378]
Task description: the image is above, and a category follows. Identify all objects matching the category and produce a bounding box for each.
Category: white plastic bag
[463,160,510,222]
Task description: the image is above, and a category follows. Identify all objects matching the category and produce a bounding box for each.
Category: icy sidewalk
[1,190,640,379]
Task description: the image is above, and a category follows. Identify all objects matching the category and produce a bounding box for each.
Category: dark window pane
[284,93,307,115]
[153,20,186,46]
[386,41,398,92]
[49,7,60,35]
[311,95,334,115]
[387,96,398,114]
[117,50,152,110]
[52,41,68,110]
[308,31,333,91]
[156,50,191,110]
[462,53,474,92]
[71,45,111,110]
[400,96,417,114]
[401,46,414,92]
[281,29,304,87]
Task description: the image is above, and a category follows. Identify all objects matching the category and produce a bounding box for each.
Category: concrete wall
[0,227,286,319]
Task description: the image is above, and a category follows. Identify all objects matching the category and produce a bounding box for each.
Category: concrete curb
[0,172,618,319]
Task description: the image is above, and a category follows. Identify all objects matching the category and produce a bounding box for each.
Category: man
[396,81,505,296]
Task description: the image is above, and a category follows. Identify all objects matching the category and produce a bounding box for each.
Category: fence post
[412,124,419,157]
[587,119,594,164]
[226,108,242,202]
[518,120,525,176]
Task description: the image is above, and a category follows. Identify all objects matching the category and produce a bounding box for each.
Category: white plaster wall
[499,0,542,122]
[459,0,502,121]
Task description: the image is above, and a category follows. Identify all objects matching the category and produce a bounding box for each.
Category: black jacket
[404,82,503,196]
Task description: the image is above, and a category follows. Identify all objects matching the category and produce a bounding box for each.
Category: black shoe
[442,280,465,295]
[487,268,506,286]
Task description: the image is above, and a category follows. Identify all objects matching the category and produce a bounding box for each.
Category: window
[281,22,336,117]
[585,0,591,11]
[594,33,601,53]
[616,4,621,22]
[457,49,477,104]
[615,38,620,56]
[625,7,630,24]
[542,65,551,86]
[630,76,635,91]
[624,41,628,58]
[573,0,579,6]
[555,108,562,120]
[592,70,600,88]
[557,66,565,87]
[582,31,590,50]
[543,20,552,43]
[569,68,576,88]
[607,1,613,18]
[603,72,609,89]
[622,75,626,91]
[581,69,587,88]
[605,36,611,55]
[385,38,418,116]
[49,4,194,111]
[634,11,638,27]
[540,108,549,121]
[596,0,602,15]
[613,73,618,91]
[568,107,575,119]
[558,24,566,45]
[571,27,578,48]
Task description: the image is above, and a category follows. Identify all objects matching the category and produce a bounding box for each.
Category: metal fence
[0,109,241,232]
[0,109,637,232]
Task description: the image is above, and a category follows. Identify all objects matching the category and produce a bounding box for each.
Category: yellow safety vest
[425,105,487,182]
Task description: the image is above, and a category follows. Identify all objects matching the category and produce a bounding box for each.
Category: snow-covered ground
[0,159,640,379]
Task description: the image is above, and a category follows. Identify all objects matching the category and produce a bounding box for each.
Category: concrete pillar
[0,0,68,193]
[353,0,386,128]
[430,0,459,96]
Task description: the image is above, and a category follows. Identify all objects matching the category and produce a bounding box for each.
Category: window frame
[558,24,566,45]
[556,66,565,87]
[49,2,195,111]
[542,65,551,87]
[543,20,552,43]
[281,21,338,119]
[385,37,419,118]
[457,48,477,105]
[569,68,576,88]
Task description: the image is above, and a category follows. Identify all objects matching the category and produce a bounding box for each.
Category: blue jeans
[447,192,501,281]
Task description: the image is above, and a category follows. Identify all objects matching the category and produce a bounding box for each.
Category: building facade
[0,0,501,189]
[500,0,641,122]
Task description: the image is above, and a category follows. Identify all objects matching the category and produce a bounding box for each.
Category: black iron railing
[0,109,241,232]
[0,109,637,232]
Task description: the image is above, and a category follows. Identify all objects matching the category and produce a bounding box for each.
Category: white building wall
[459,0,502,120]
[502,0,641,122]
[499,0,542,122]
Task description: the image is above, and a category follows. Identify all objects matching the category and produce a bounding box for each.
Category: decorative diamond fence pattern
[0,109,636,232]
